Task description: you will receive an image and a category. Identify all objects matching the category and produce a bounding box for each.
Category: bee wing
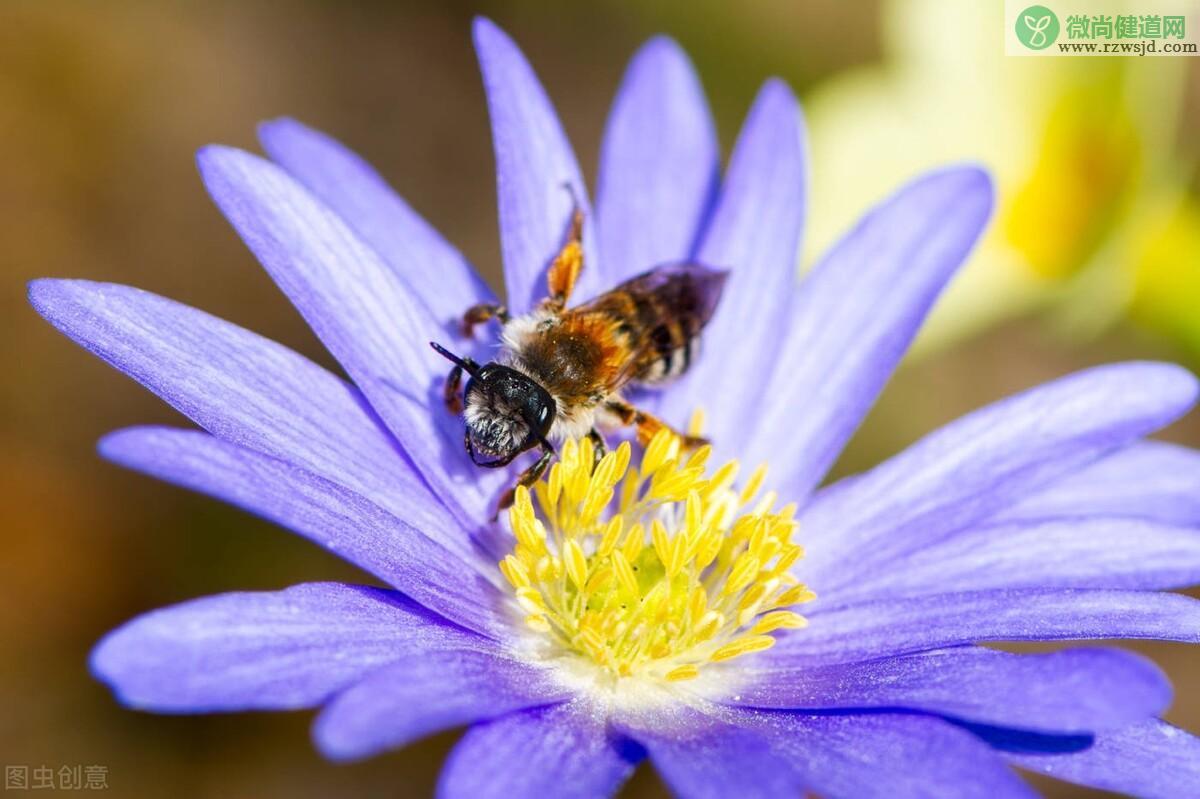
[605,263,730,388]
[612,263,729,330]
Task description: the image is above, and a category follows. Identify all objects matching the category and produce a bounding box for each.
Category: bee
[431,205,727,510]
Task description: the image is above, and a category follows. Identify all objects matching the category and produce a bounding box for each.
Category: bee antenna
[429,341,480,376]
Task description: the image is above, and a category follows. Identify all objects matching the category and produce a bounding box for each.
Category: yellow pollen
[501,428,815,682]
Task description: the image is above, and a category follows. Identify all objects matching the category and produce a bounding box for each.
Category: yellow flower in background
[804,0,1198,353]
[1131,194,1200,347]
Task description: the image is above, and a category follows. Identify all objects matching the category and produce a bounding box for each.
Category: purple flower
[28,17,1200,799]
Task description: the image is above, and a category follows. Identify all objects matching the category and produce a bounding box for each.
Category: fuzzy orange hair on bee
[431,205,728,511]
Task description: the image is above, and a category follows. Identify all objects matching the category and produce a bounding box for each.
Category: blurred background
[3,0,1199,795]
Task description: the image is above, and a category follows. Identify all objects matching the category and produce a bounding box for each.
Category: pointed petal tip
[758,75,799,105]
[471,15,509,52]
[619,34,708,108]
[255,117,342,170]
[96,425,173,465]
[196,145,298,220]
[256,116,311,150]
[193,142,227,167]
[1083,359,1198,398]
[27,276,89,309]
[88,624,126,682]
[736,77,805,154]
[195,144,268,183]
[1066,647,1176,724]
[26,277,58,310]
[737,77,802,130]
[88,630,113,681]
[87,625,148,712]
[256,116,344,159]
[195,144,232,183]
[631,34,690,69]
[917,160,992,190]
[1129,651,1175,717]
[879,162,995,235]
[955,164,996,220]
[1108,360,1200,413]
[257,115,301,135]
[27,277,105,324]
[310,718,365,764]
[927,162,995,202]
[95,428,129,461]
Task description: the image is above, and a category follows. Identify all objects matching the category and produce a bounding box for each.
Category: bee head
[431,343,556,467]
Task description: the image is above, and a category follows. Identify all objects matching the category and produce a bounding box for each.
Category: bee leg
[495,443,556,517]
[438,350,480,415]
[544,203,585,311]
[604,399,708,450]
[461,303,509,338]
[587,428,607,468]
[442,364,465,415]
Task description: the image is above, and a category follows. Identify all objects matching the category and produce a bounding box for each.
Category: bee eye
[538,406,549,422]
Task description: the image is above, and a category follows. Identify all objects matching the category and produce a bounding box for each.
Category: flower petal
[798,363,1199,592]
[996,441,1200,527]
[768,713,1038,799]
[595,36,718,283]
[777,589,1200,665]
[742,166,994,496]
[849,517,1200,600]
[473,17,599,311]
[437,700,640,799]
[26,279,435,525]
[258,117,495,323]
[91,582,489,712]
[653,80,806,447]
[731,647,1170,734]
[628,708,804,798]
[197,145,504,524]
[313,648,568,761]
[1011,720,1200,799]
[635,706,1034,799]
[100,427,507,637]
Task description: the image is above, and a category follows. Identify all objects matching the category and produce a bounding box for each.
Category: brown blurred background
[3,1,1199,796]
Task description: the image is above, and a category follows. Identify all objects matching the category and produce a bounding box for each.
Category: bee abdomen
[575,262,728,390]
[638,322,698,384]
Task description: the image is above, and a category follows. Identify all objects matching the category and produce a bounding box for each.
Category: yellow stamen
[611,549,639,597]
[666,664,701,682]
[710,634,777,662]
[750,610,809,635]
[525,614,551,632]
[499,555,530,589]
[564,539,588,591]
[499,429,815,682]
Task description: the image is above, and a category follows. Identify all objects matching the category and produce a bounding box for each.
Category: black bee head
[462,364,556,466]
[431,343,556,468]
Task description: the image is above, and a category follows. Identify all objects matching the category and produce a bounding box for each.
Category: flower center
[500,427,815,684]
